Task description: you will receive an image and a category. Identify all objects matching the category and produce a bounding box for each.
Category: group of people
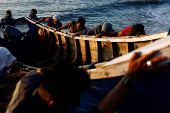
[1,9,145,39]
[0,9,168,113]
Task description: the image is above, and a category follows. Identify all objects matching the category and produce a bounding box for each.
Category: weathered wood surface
[87,36,170,80]
[25,17,168,67]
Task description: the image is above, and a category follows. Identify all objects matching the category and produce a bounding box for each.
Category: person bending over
[35,14,62,28]
[27,8,39,28]
[73,23,114,37]
[96,24,146,38]
[6,50,166,113]
[56,17,86,33]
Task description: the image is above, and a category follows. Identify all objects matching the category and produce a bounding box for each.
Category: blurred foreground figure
[0,47,25,85]
[6,50,166,113]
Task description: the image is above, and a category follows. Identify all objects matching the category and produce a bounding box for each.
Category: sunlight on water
[0,0,170,35]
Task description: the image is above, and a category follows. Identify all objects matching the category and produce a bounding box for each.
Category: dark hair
[136,24,145,34]
[77,17,86,26]
[31,9,37,14]
[6,10,11,15]
[40,62,91,106]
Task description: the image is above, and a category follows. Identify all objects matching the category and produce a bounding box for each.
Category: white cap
[53,14,60,20]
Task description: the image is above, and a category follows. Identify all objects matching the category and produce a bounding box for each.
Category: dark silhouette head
[5,10,12,19]
[77,17,86,26]
[39,62,91,112]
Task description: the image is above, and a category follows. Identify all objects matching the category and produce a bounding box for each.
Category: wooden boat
[0,17,168,67]
[74,35,170,113]
[1,17,170,113]
[17,29,170,113]
[0,19,58,67]
[25,17,170,112]
[23,17,168,67]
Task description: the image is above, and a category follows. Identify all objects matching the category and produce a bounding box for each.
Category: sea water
[0,0,170,36]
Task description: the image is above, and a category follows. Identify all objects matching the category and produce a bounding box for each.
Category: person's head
[53,14,60,24]
[38,63,91,112]
[76,17,86,30]
[136,24,145,34]
[126,24,145,36]
[102,23,113,32]
[5,10,12,19]
[29,9,37,19]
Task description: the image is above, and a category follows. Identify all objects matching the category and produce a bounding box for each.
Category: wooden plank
[79,39,86,65]
[54,32,60,55]
[76,39,91,65]
[134,41,151,50]
[101,41,113,62]
[117,42,129,56]
[89,41,98,63]
[60,35,67,60]
[88,46,170,80]
[65,37,77,64]
[53,34,66,61]
[74,39,82,66]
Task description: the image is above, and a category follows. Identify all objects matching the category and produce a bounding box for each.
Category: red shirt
[121,26,131,36]
[39,17,62,28]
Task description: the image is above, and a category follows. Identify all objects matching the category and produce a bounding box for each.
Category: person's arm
[95,32,118,38]
[72,29,93,37]
[56,21,73,31]
[96,50,166,113]
[34,18,46,24]
[117,31,124,36]
[72,32,80,37]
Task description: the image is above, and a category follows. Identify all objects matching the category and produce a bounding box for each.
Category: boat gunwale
[25,17,168,42]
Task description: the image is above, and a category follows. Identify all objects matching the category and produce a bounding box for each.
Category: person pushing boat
[95,24,146,38]
[35,14,62,28]
[0,10,15,29]
[56,17,86,33]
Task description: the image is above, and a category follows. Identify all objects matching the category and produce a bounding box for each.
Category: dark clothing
[91,25,102,36]
[78,24,114,36]
[6,71,42,113]
[63,21,86,33]
[88,106,102,113]
[7,70,102,113]
[77,25,102,36]
[0,17,15,29]
[168,29,170,36]
[6,71,77,113]
[0,72,8,85]
[28,15,38,28]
